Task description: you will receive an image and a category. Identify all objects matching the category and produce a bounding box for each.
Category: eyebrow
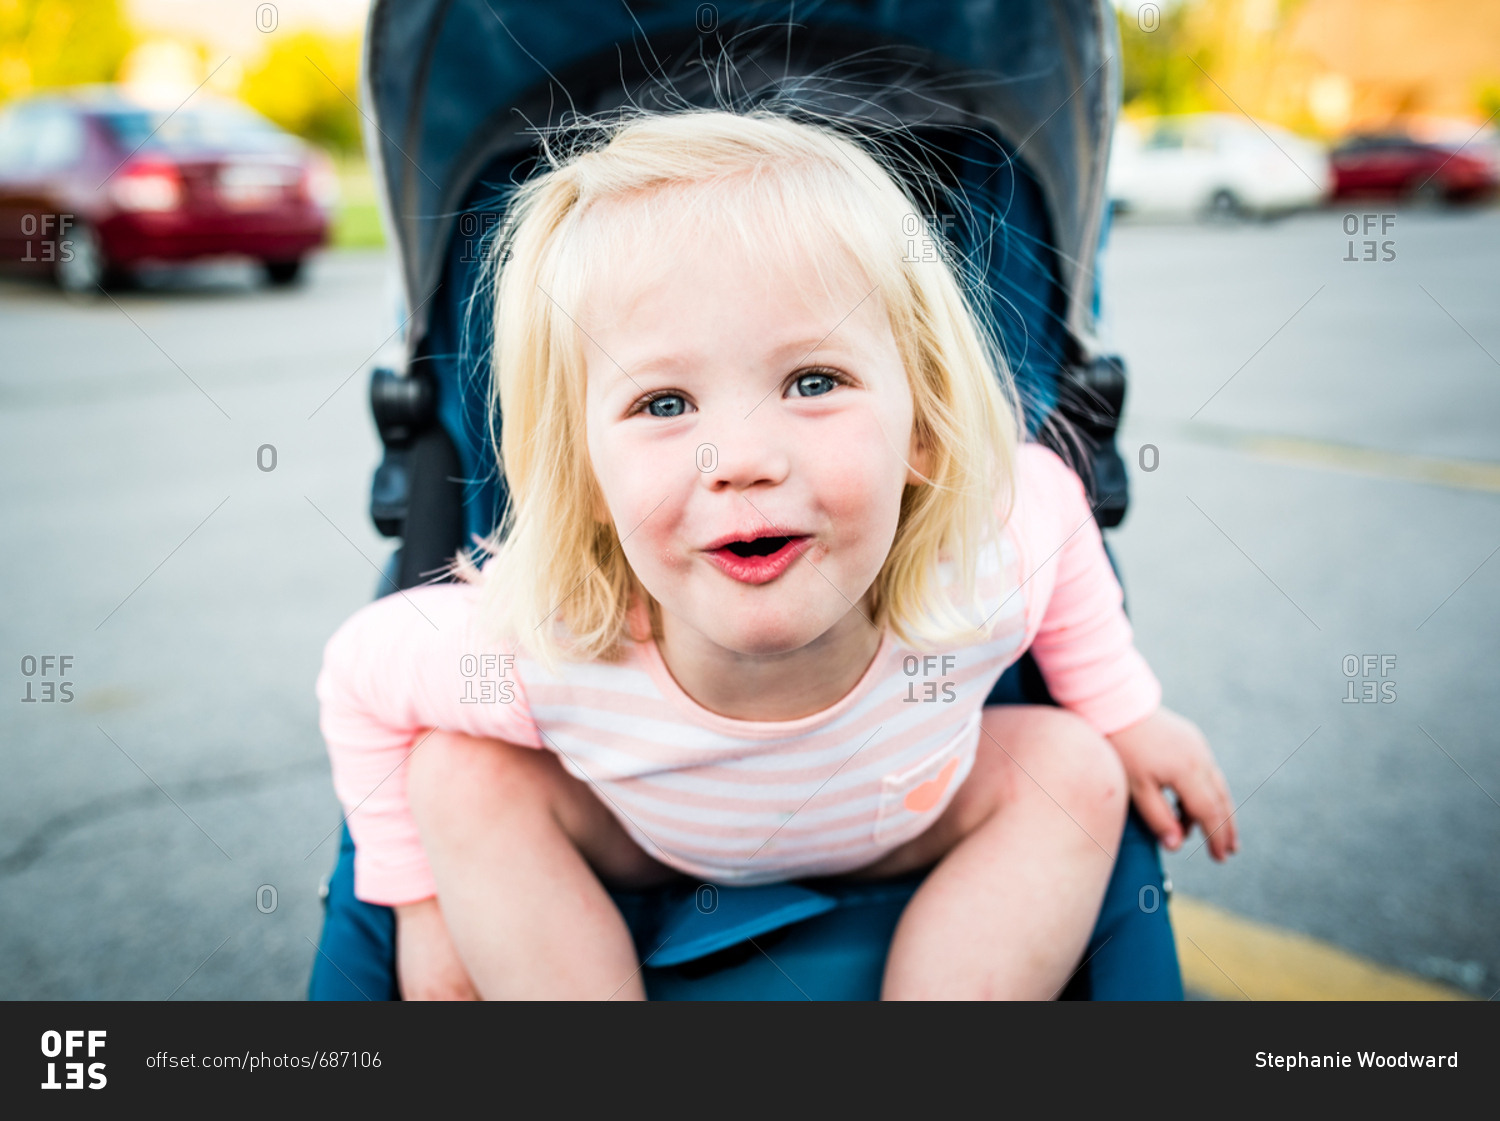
[621,336,856,380]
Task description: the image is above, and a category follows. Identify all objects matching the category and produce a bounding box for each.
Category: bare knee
[1044,710,1127,826]
[993,707,1127,829]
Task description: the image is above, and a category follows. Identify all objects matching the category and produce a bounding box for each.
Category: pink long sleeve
[316,446,1162,905]
[1009,443,1162,735]
[315,581,540,905]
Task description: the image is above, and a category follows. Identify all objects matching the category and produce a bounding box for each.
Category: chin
[711,608,831,658]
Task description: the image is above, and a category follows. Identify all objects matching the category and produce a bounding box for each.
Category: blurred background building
[1117,0,1500,135]
[3,0,1496,242]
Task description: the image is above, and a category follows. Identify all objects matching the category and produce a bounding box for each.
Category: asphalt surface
[1106,204,1500,997]
[1,205,1496,999]
[2,253,393,999]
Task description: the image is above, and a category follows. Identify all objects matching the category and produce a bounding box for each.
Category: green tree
[1116,2,1215,115]
[0,0,133,102]
[240,30,363,154]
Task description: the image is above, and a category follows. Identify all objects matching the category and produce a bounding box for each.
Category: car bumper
[100,207,329,264]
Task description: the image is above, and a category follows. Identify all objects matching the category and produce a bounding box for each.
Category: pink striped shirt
[317,443,1161,904]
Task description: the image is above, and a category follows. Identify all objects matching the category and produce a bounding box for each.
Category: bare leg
[405,731,679,1000]
[862,705,1128,1000]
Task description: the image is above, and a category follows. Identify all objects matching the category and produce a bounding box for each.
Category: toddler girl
[317,108,1237,1000]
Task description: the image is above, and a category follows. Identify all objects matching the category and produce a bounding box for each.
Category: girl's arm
[1014,442,1162,736]
[393,898,479,1000]
[315,581,541,905]
[1010,444,1237,859]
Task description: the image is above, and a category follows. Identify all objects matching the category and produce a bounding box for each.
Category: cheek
[591,430,691,576]
[806,416,909,534]
[591,424,650,519]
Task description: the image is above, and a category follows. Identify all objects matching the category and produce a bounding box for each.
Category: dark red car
[1330,132,1498,203]
[0,87,334,290]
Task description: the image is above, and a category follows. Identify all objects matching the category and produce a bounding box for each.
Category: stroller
[310,0,1183,1000]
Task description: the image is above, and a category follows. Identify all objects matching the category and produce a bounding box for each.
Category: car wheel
[1206,188,1247,222]
[1409,177,1446,207]
[54,222,108,293]
[263,258,305,286]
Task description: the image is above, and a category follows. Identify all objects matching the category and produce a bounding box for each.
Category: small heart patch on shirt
[903,757,959,813]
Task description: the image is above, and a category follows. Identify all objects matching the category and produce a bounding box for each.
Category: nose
[696,408,791,493]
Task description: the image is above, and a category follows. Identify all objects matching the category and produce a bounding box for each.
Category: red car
[0,87,334,290]
[1330,132,1498,203]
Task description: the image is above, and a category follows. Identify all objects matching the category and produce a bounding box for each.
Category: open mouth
[724,535,793,558]
[704,533,810,585]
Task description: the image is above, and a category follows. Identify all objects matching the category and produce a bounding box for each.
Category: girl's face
[580,214,927,657]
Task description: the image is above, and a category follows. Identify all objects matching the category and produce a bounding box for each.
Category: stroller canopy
[361,0,1122,363]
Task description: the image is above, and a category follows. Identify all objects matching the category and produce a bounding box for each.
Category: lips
[703,532,811,585]
[702,531,810,558]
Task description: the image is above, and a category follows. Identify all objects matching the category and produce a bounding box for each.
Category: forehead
[573,187,892,371]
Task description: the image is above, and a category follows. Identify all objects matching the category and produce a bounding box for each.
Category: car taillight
[113,162,183,212]
[301,152,339,212]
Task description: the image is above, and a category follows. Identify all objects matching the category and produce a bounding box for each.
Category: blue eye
[789,370,840,398]
[634,370,843,415]
[644,393,688,418]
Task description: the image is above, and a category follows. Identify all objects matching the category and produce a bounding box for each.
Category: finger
[1215,769,1240,855]
[1178,768,1233,860]
[1200,766,1238,856]
[1130,779,1184,850]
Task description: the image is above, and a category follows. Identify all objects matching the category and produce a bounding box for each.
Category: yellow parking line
[1171,896,1472,1001]
[1175,422,1500,494]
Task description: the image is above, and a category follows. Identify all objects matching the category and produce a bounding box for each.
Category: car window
[32,108,85,170]
[100,104,294,155]
[1348,135,1417,153]
[0,104,83,173]
[1144,127,1185,151]
[0,107,36,171]
[1183,127,1221,153]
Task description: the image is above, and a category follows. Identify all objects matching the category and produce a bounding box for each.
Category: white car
[1108,113,1330,219]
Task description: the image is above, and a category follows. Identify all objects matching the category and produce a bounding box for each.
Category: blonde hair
[458,107,1023,670]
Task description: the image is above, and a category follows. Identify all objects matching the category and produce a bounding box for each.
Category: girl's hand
[394,898,480,1000]
[1107,706,1239,861]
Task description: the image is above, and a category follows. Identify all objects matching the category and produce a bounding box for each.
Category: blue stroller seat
[310,0,1183,1000]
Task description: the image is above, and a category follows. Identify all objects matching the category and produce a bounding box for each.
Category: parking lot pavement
[2,252,397,998]
[1105,205,1500,996]
[0,204,1495,1000]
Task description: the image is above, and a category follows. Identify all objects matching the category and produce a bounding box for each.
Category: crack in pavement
[0,758,330,877]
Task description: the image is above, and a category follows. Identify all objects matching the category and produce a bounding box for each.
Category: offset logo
[40,1030,106,1090]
